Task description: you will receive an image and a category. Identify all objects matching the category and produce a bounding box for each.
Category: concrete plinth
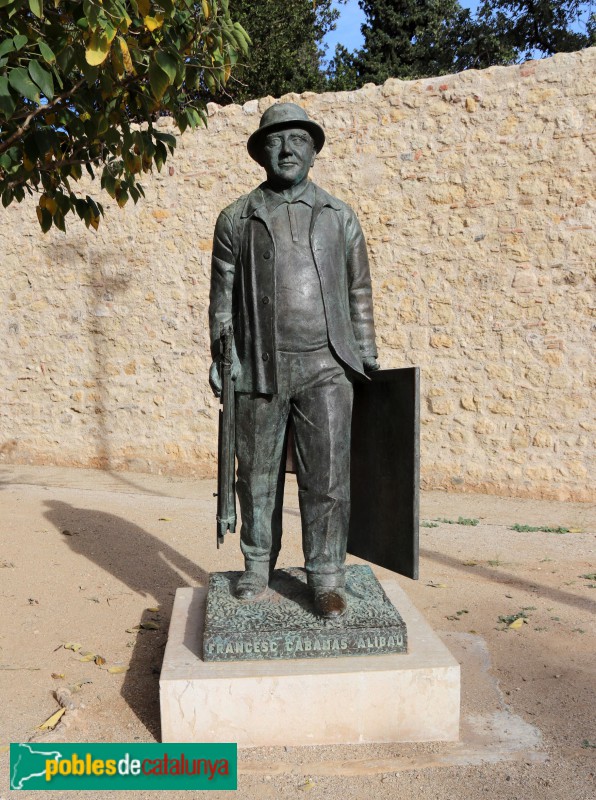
[160,580,460,747]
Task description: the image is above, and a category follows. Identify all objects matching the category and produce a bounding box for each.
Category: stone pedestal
[160,577,460,746]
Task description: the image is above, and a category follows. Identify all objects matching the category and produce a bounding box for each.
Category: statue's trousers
[235,346,353,589]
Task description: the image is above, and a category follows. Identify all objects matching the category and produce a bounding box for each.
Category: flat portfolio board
[347,367,420,580]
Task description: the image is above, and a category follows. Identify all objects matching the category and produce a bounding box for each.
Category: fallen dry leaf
[79,653,96,662]
[146,606,160,613]
[107,665,129,674]
[94,655,106,666]
[64,642,83,652]
[51,673,65,679]
[158,517,172,522]
[140,621,160,630]
[508,617,525,630]
[37,707,66,731]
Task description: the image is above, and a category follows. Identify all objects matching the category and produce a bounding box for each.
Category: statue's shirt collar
[262,180,316,213]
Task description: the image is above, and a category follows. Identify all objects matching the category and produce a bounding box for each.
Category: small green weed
[446,609,469,621]
[435,517,479,526]
[510,524,569,534]
[420,521,439,528]
[498,610,529,626]
[579,573,596,581]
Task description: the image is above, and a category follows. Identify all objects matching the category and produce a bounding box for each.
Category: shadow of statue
[43,499,209,740]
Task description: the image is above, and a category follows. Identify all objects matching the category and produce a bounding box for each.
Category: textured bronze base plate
[202,564,407,662]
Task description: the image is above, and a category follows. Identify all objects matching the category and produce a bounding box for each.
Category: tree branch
[0,78,86,156]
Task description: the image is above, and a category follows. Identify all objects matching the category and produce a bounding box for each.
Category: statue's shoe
[313,589,347,619]
[234,569,269,601]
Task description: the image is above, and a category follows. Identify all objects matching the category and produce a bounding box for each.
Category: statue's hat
[247,103,325,162]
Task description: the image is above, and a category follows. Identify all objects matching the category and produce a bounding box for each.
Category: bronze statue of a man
[209,103,378,618]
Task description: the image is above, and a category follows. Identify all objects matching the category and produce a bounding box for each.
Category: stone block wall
[1,49,594,501]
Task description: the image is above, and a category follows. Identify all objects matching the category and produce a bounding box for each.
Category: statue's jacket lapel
[232,184,376,395]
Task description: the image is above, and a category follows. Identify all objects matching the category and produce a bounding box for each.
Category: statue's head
[247,103,325,189]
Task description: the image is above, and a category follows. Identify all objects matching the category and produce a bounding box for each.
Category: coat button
[262,352,269,362]
[263,250,272,259]
[261,295,270,305]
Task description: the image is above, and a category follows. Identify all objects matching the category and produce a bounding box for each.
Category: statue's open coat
[209,182,377,394]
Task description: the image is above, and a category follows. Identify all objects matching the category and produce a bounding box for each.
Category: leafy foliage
[328,0,516,88]
[0,0,249,230]
[510,523,570,533]
[213,0,339,104]
[477,0,596,60]
[328,0,594,89]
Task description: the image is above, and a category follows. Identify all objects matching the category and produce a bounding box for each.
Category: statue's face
[259,127,316,188]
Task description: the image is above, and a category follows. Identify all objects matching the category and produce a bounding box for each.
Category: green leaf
[29,61,54,100]
[0,39,15,58]
[154,140,167,171]
[28,0,43,18]
[0,75,16,117]
[83,0,101,27]
[101,171,116,197]
[154,130,176,153]
[82,61,99,86]
[38,41,55,63]
[74,198,87,219]
[36,206,53,232]
[53,209,66,232]
[56,45,74,73]
[155,51,177,83]
[148,61,169,100]
[8,67,40,103]
[13,34,28,51]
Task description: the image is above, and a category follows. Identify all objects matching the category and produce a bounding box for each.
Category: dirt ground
[0,465,594,799]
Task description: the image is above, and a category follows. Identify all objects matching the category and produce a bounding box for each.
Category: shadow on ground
[43,500,210,740]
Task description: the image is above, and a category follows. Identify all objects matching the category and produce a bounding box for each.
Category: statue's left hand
[209,360,222,397]
[208,346,241,397]
[363,356,380,373]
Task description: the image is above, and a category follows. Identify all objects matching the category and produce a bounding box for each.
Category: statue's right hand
[209,360,222,397]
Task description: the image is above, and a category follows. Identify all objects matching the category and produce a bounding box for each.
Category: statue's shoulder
[217,187,265,231]
[312,184,355,217]
[217,192,250,222]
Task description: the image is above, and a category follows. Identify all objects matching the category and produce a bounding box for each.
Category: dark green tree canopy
[328,0,595,89]
[214,0,338,104]
[477,0,595,60]
[0,0,249,231]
